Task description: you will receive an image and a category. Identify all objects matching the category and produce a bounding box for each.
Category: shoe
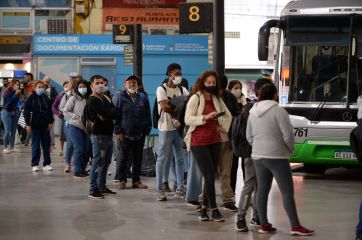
[10,148,19,152]
[356,236,362,240]
[73,173,89,179]
[88,190,104,199]
[24,142,29,146]
[187,201,201,208]
[224,202,238,212]
[199,208,209,221]
[156,189,167,201]
[64,165,70,173]
[58,152,63,156]
[195,205,203,212]
[101,187,117,195]
[250,217,261,227]
[290,225,314,236]
[175,188,185,199]
[132,181,148,189]
[3,148,11,154]
[43,165,53,171]
[82,171,89,177]
[258,224,277,233]
[32,166,39,172]
[172,181,177,192]
[119,181,126,190]
[236,219,249,232]
[211,209,225,222]
[162,182,171,192]
[113,179,120,183]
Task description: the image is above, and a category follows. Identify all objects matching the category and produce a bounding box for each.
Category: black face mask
[204,86,216,94]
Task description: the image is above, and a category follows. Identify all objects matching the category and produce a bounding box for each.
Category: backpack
[230,102,254,158]
[152,84,184,129]
[350,126,362,164]
[174,93,200,138]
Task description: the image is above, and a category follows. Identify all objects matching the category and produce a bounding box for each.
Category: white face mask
[127,87,137,94]
[172,76,182,85]
[231,89,242,99]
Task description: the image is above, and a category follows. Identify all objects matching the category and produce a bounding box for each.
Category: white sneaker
[43,165,53,171]
[10,148,20,152]
[32,166,39,172]
[3,148,11,154]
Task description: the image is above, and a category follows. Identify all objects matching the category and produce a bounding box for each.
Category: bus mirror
[258,19,279,61]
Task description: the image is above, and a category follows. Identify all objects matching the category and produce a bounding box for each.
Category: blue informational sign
[33,34,208,55]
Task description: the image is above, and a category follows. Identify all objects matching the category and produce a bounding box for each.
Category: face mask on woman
[172,76,182,85]
[36,87,45,96]
[13,85,19,91]
[78,87,87,96]
[231,89,242,99]
[204,86,216,94]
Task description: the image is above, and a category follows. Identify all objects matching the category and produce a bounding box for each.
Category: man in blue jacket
[114,75,152,189]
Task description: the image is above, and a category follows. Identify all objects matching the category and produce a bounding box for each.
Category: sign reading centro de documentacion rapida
[103,8,179,30]
[103,0,185,8]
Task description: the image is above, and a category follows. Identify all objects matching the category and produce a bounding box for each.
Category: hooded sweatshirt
[246,100,295,160]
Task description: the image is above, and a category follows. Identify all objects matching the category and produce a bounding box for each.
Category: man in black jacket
[87,75,118,199]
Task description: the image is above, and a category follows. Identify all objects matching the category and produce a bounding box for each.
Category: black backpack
[350,126,362,165]
[230,102,254,158]
[152,84,184,129]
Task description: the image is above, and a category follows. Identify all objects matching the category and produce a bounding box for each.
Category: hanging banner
[103,0,185,8]
[103,8,179,30]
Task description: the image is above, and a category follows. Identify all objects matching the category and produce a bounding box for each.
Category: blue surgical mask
[36,88,45,96]
[13,85,19,91]
[78,87,87,96]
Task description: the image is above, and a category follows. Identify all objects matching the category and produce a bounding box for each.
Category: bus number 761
[294,128,308,138]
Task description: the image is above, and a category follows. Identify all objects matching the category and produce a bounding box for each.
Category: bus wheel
[303,164,327,174]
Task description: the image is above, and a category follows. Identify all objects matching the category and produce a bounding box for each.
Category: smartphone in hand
[214,111,225,118]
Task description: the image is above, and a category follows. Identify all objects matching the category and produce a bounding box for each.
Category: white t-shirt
[156,83,189,131]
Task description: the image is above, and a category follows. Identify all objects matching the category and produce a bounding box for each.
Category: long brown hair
[191,70,220,97]
[7,79,19,91]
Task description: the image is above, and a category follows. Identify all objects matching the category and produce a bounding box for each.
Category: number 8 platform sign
[179,2,213,34]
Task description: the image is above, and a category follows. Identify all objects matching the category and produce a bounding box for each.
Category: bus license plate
[334,151,357,159]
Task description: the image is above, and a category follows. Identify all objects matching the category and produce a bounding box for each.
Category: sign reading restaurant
[103,0,185,8]
[103,8,179,30]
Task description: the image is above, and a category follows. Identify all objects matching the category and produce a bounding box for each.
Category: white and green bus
[258,0,362,171]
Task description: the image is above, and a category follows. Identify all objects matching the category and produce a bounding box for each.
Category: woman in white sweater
[246,83,314,236]
[184,70,232,222]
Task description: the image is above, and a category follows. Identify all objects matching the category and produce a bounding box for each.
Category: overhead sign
[103,0,185,8]
[33,34,208,55]
[0,36,24,44]
[179,2,213,34]
[103,8,179,30]
[113,24,134,44]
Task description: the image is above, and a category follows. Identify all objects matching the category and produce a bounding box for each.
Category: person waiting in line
[59,78,79,172]
[113,75,152,189]
[228,80,247,109]
[17,82,29,144]
[52,81,69,158]
[24,80,54,172]
[184,70,232,222]
[246,83,314,236]
[63,80,91,178]
[356,200,362,240]
[43,76,58,150]
[1,79,21,153]
[155,63,189,201]
[23,72,34,95]
[0,78,10,144]
[235,77,272,232]
[86,75,118,199]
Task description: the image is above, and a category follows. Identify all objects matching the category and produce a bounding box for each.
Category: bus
[258,0,362,172]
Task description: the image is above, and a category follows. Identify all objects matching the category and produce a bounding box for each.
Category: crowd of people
[0,64,318,236]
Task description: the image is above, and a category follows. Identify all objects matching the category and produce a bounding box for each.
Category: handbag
[141,135,157,177]
[18,110,26,129]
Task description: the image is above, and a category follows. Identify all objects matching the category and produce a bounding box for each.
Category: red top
[191,100,222,147]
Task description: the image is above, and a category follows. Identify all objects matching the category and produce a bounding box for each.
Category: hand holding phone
[214,111,225,118]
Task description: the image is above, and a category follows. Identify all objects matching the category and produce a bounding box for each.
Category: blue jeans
[164,156,176,184]
[156,130,184,190]
[64,125,74,166]
[357,200,362,237]
[67,125,88,175]
[1,110,18,148]
[186,151,202,202]
[89,135,113,193]
[31,127,51,167]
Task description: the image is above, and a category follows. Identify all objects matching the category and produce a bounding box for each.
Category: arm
[52,94,63,118]
[144,95,152,135]
[276,108,295,153]
[246,117,253,146]
[156,86,173,113]
[219,99,232,133]
[88,96,118,121]
[113,95,124,135]
[184,94,205,126]
[46,96,54,124]
[63,96,78,121]
[3,90,19,108]
[23,95,33,126]
[59,94,67,113]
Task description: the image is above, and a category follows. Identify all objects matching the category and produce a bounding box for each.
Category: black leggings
[191,143,221,209]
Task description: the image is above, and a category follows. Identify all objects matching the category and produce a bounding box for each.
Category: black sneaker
[73,173,89,179]
[195,205,202,212]
[356,236,362,240]
[82,171,89,177]
[211,209,225,222]
[224,202,238,212]
[199,208,209,221]
[250,217,261,227]
[101,187,117,195]
[162,182,171,192]
[236,219,249,232]
[88,191,104,199]
[187,201,201,207]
